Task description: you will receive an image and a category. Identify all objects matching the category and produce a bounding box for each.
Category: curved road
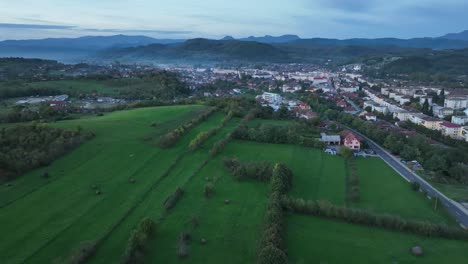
[348,127,468,228]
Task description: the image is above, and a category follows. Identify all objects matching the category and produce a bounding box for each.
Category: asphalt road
[348,127,468,228]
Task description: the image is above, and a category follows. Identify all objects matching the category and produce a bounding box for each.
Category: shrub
[257,245,288,264]
[189,127,219,151]
[177,232,191,258]
[158,108,216,148]
[204,183,215,198]
[163,188,184,210]
[66,241,97,264]
[121,218,156,264]
[223,158,273,182]
[411,181,421,191]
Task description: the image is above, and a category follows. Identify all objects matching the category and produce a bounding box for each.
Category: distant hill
[285,37,468,50]
[439,30,468,41]
[2,32,468,63]
[0,35,185,62]
[98,38,290,63]
[239,35,301,43]
[367,48,468,76]
[98,38,427,64]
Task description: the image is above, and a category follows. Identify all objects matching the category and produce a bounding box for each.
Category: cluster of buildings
[321,130,363,154]
[362,86,468,141]
[257,92,317,119]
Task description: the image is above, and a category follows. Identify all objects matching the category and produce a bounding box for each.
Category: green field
[223,141,346,205]
[287,214,468,264]
[353,158,455,225]
[0,106,466,263]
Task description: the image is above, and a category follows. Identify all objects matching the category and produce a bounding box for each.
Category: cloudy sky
[0,0,467,40]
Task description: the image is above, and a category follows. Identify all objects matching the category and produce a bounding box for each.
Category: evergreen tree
[422,99,429,114]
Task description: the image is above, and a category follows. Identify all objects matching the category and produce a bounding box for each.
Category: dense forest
[0,124,94,181]
[362,49,468,86]
[0,58,64,81]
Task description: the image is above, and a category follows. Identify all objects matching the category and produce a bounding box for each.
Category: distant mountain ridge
[439,30,468,41]
[1,30,468,62]
[239,34,301,43]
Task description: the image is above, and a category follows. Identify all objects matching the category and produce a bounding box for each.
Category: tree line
[232,123,326,149]
[157,108,216,148]
[0,124,94,182]
[282,197,468,241]
[257,163,293,264]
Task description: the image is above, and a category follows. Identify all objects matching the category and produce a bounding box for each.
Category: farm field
[0,106,466,263]
[223,140,346,205]
[353,158,455,225]
[287,214,468,264]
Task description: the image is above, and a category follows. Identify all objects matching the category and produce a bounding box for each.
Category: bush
[411,181,421,191]
[163,188,184,210]
[223,158,273,182]
[177,232,191,258]
[66,241,97,264]
[158,108,216,148]
[204,183,215,198]
[189,127,219,151]
[258,245,288,264]
[121,217,156,264]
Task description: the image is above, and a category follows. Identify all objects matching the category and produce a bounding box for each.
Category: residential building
[340,86,359,93]
[439,122,462,139]
[460,126,468,142]
[337,100,347,108]
[409,113,425,125]
[393,110,419,122]
[444,97,468,110]
[260,92,282,104]
[343,132,361,151]
[420,116,443,130]
[432,105,454,118]
[452,116,468,126]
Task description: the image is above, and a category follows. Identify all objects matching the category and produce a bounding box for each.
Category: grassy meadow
[0,107,466,263]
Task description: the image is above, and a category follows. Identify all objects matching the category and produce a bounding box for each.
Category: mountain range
[1,30,468,63]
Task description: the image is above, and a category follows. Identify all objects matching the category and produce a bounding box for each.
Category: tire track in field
[20,149,168,264]
[86,116,229,261]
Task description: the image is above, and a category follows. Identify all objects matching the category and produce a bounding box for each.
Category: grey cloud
[0,23,75,29]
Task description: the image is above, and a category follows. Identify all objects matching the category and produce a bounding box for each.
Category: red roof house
[341,131,362,151]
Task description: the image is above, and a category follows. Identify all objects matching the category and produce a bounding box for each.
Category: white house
[261,92,282,105]
[444,97,468,110]
[452,116,468,126]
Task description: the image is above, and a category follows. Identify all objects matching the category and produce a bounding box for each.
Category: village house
[362,112,377,121]
[297,101,311,110]
[336,100,347,108]
[342,131,362,151]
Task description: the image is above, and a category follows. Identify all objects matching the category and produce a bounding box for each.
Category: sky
[0,0,467,40]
